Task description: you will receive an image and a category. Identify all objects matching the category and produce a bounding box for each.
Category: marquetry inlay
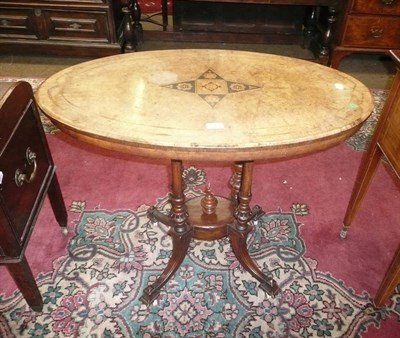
[162,69,261,107]
[36,49,374,161]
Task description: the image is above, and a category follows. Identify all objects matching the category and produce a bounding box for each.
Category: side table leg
[228,161,280,297]
[140,160,193,305]
[47,174,68,235]
[140,227,192,305]
[7,255,43,312]
[229,162,242,203]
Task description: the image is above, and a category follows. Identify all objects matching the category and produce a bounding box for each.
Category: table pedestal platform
[140,160,281,305]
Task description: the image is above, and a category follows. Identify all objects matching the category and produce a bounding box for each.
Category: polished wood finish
[143,159,193,303]
[188,196,235,240]
[0,81,67,312]
[0,0,124,56]
[341,50,400,305]
[36,49,373,304]
[330,0,400,68]
[36,50,374,162]
[228,161,280,295]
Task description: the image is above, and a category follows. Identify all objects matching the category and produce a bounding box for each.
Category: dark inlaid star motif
[162,69,261,107]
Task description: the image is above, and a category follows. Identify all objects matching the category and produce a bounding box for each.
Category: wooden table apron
[36,49,374,304]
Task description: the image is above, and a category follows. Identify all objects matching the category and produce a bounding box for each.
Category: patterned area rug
[1,178,398,338]
[346,90,388,152]
[0,78,398,337]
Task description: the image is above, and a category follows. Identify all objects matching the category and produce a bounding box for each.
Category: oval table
[36,49,374,305]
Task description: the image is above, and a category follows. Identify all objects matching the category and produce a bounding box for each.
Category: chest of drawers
[330,0,400,68]
[0,81,67,312]
[0,0,123,57]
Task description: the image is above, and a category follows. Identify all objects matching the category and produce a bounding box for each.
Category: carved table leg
[303,6,319,49]
[228,161,280,297]
[229,162,243,202]
[306,6,337,65]
[131,0,143,45]
[121,6,134,52]
[140,160,193,304]
[318,7,337,61]
[121,0,143,52]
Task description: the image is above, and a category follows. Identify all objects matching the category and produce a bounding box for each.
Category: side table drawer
[44,10,112,42]
[351,0,400,16]
[0,8,37,39]
[0,8,113,42]
[342,15,400,48]
[0,100,52,245]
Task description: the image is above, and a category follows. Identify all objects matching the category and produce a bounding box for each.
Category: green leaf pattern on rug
[0,184,398,337]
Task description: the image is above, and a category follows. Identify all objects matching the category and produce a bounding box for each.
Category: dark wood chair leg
[6,255,43,312]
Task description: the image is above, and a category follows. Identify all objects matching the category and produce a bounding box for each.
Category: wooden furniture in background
[172,0,331,45]
[341,50,400,306]
[0,81,67,312]
[0,0,124,57]
[36,49,373,304]
[129,0,342,63]
[330,0,400,68]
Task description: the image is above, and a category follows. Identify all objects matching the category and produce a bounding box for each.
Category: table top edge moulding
[36,49,373,162]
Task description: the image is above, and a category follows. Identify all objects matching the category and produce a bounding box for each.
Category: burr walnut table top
[36,49,373,161]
